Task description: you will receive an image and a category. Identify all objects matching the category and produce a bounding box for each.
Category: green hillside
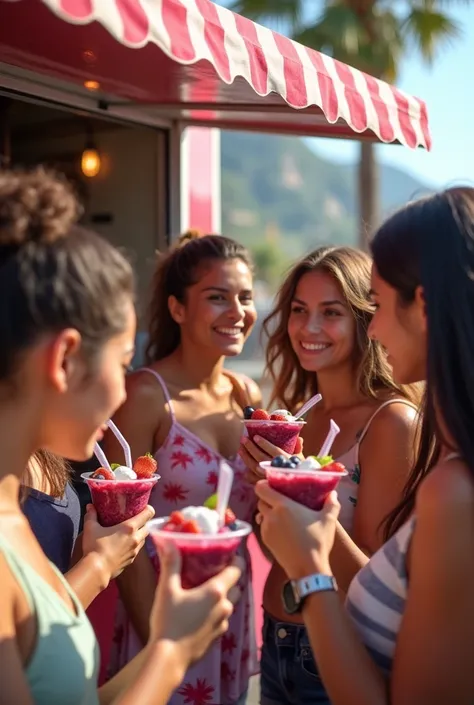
[221,130,432,268]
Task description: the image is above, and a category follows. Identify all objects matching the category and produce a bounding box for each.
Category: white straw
[318,419,340,458]
[94,443,112,472]
[296,393,323,419]
[216,461,234,529]
[106,419,132,469]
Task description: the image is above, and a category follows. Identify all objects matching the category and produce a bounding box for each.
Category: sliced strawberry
[91,467,115,480]
[180,519,200,534]
[133,453,158,478]
[270,413,288,422]
[169,511,185,524]
[224,508,236,526]
[251,408,270,420]
[323,461,346,474]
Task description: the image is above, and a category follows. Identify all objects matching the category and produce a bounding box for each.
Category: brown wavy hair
[146,230,253,363]
[264,246,422,411]
[22,450,71,500]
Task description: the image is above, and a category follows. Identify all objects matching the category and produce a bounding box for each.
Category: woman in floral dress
[104,232,261,705]
[239,246,422,705]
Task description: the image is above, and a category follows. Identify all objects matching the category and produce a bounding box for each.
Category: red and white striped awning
[0,0,431,148]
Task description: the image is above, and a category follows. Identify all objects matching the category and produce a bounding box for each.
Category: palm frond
[229,0,306,32]
[402,8,461,64]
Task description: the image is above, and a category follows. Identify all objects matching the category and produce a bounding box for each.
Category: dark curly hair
[0,166,135,381]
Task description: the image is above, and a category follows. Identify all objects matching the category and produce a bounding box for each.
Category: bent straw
[296,393,323,419]
[106,419,132,469]
[318,419,340,458]
[94,442,112,472]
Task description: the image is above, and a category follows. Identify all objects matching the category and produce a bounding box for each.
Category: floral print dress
[108,369,258,705]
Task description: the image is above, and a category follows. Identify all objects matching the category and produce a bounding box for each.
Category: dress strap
[139,368,176,422]
[358,398,418,444]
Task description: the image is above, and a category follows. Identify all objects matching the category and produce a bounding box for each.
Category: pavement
[247,675,260,704]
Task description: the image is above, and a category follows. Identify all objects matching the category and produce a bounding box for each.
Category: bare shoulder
[123,369,168,411]
[366,400,417,437]
[230,372,262,407]
[416,458,474,520]
[243,375,262,407]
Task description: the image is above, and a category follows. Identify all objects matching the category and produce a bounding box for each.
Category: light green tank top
[0,534,100,705]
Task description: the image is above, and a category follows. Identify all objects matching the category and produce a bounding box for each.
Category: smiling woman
[238,246,422,705]
[102,231,262,705]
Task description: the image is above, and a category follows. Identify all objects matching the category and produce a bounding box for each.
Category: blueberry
[290,455,301,465]
[271,455,286,467]
[289,462,298,468]
[243,406,255,420]
[227,521,239,531]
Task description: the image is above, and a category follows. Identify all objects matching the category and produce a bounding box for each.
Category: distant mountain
[221,130,433,255]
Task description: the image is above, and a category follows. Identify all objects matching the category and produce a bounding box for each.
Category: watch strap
[292,573,338,603]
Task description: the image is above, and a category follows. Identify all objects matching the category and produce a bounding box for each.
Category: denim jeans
[260,613,331,705]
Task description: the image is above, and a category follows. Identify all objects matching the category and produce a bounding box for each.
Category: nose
[228,297,245,320]
[303,312,322,334]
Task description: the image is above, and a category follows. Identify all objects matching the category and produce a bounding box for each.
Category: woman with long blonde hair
[240,246,421,705]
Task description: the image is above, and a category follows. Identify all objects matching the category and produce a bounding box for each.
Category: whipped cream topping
[180,506,221,534]
[272,409,296,422]
[298,457,321,470]
[114,466,138,481]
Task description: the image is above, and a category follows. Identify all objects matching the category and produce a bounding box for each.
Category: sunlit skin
[103,256,262,651]
[168,258,257,360]
[288,270,356,375]
[252,260,474,705]
[368,266,427,385]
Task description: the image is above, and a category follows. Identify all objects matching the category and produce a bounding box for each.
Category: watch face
[281,580,300,615]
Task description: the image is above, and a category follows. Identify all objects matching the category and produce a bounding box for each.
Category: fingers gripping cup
[243,408,305,455]
[83,424,160,527]
[148,510,252,588]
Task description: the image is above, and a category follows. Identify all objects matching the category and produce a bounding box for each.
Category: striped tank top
[345,517,414,675]
[346,452,460,676]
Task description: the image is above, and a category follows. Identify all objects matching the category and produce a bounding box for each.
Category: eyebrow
[201,286,253,294]
[292,297,346,307]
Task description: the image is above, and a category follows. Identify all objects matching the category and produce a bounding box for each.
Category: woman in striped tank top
[255,189,474,705]
[240,247,421,705]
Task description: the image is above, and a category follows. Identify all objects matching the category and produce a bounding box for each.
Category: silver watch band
[292,574,338,602]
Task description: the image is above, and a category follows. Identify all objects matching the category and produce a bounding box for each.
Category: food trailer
[0,0,432,680]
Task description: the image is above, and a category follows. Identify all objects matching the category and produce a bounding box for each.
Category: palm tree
[229,0,466,248]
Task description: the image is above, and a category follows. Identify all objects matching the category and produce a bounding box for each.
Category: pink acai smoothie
[148,517,252,588]
[261,462,347,511]
[244,420,305,454]
[82,473,159,527]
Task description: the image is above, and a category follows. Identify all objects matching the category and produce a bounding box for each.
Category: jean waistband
[263,612,312,648]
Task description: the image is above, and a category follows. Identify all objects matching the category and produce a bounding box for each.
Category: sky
[305,5,474,189]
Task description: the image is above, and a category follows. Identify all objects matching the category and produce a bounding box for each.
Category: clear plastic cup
[148,517,252,588]
[243,419,305,454]
[260,461,347,511]
[82,472,160,527]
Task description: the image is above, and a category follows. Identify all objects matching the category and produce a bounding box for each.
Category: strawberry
[224,508,237,526]
[251,408,270,420]
[323,461,346,474]
[133,453,158,478]
[91,467,115,480]
[270,413,288,422]
[169,511,185,524]
[181,519,200,534]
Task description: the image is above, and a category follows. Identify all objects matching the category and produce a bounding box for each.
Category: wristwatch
[282,574,338,615]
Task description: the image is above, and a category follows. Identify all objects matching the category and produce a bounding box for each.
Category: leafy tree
[229,0,467,247]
